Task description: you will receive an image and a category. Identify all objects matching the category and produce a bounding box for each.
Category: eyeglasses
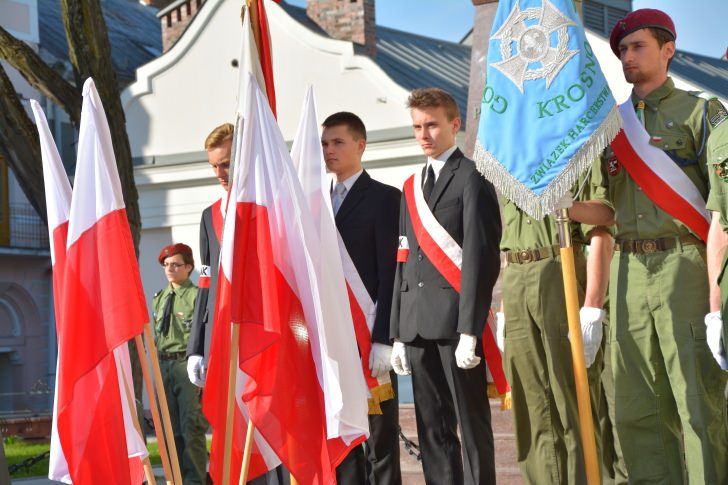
[163,262,188,270]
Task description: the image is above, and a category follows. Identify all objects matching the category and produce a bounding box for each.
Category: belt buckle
[519,250,532,263]
[641,239,658,254]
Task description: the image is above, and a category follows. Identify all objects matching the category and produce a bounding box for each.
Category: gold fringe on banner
[367,382,395,415]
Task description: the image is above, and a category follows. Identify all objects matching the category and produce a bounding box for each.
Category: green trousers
[719,251,728,350]
[599,317,628,485]
[610,244,728,484]
[503,254,602,485]
[160,358,209,485]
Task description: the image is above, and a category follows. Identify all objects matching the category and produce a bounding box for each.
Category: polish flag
[289,86,370,435]
[31,99,73,484]
[55,79,148,484]
[206,76,367,484]
[202,8,283,483]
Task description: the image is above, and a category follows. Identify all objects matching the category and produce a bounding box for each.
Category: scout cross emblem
[491,0,577,93]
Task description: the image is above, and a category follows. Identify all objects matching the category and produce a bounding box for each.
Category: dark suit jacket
[390,149,501,342]
[336,170,401,345]
[186,203,221,359]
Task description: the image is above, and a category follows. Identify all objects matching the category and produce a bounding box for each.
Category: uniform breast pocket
[649,132,695,166]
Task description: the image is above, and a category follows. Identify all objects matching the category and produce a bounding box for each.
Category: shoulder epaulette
[687,90,717,101]
[154,288,163,298]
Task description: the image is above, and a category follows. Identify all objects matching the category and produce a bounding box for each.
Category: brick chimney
[156,0,206,53]
[307,0,376,58]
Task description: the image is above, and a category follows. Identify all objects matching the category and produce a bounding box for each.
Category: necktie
[423,164,435,202]
[160,290,176,336]
[333,182,347,215]
[636,100,646,128]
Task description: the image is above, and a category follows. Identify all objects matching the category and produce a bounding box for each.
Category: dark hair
[322,111,367,141]
[648,27,676,69]
[407,88,460,121]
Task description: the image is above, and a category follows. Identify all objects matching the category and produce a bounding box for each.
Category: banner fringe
[474,105,622,219]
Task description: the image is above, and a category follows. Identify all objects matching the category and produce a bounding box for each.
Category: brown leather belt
[506,244,576,264]
[158,351,187,361]
[614,234,701,254]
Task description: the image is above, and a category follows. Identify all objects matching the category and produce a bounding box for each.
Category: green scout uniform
[500,182,604,485]
[707,120,728,350]
[592,78,728,483]
[153,279,209,484]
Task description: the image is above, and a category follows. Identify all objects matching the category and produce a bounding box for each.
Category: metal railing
[3,203,49,249]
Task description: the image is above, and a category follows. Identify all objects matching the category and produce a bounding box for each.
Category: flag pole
[142,324,184,485]
[118,354,157,485]
[238,417,255,485]
[556,209,600,485]
[223,321,241,485]
[134,335,175,485]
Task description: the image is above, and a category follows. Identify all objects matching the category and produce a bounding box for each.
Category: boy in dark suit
[321,112,402,485]
[390,88,501,485]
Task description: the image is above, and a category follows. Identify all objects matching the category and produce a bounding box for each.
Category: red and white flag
[206,76,366,484]
[54,78,148,484]
[290,86,370,435]
[202,8,283,483]
[31,99,73,484]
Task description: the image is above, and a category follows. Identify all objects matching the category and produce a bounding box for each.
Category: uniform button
[637,213,644,219]
[637,186,642,191]
[418,254,423,261]
[417,281,424,288]
[666,120,674,128]
[664,144,669,149]
[526,219,531,225]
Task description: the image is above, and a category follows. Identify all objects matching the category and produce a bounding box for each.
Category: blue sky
[286,1,727,59]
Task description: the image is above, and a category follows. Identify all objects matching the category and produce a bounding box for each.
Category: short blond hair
[204,123,234,150]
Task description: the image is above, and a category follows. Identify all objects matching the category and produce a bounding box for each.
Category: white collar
[333,169,364,193]
[427,146,457,180]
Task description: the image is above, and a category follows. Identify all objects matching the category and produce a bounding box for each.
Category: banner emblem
[491,0,577,92]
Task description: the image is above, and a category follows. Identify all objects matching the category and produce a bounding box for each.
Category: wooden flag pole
[556,208,600,485]
[118,354,157,485]
[134,334,174,485]
[142,324,184,485]
[238,418,255,485]
[223,322,241,485]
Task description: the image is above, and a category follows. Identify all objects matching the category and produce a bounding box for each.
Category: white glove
[391,341,411,376]
[705,312,728,370]
[551,190,573,212]
[496,312,505,353]
[369,343,393,378]
[579,307,605,368]
[187,354,206,387]
[455,334,481,369]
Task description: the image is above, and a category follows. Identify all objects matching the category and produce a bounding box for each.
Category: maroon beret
[158,243,193,265]
[609,9,676,58]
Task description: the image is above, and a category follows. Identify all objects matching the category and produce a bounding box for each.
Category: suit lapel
[335,171,371,222]
[427,149,462,211]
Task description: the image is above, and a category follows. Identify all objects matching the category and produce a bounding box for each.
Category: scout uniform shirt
[593,78,725,239]
[153,279,198,353]
[706,119,728,346]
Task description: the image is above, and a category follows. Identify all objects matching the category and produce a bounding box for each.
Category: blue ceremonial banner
[474,0,620,218]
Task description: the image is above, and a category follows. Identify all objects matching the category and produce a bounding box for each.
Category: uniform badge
[714,161,728,182]
[607,155,620,176]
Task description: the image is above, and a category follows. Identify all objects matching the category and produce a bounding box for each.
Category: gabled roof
[670,50,728,100]
[279,2,472,121]
[38,0,162,86]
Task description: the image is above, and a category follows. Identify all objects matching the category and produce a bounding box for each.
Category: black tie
[423,164,435,201]
[160,290,176,336]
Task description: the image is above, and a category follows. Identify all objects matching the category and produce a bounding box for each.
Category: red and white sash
[402,170,510,395]
[610,100,711,241]
[337,233,394,414]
